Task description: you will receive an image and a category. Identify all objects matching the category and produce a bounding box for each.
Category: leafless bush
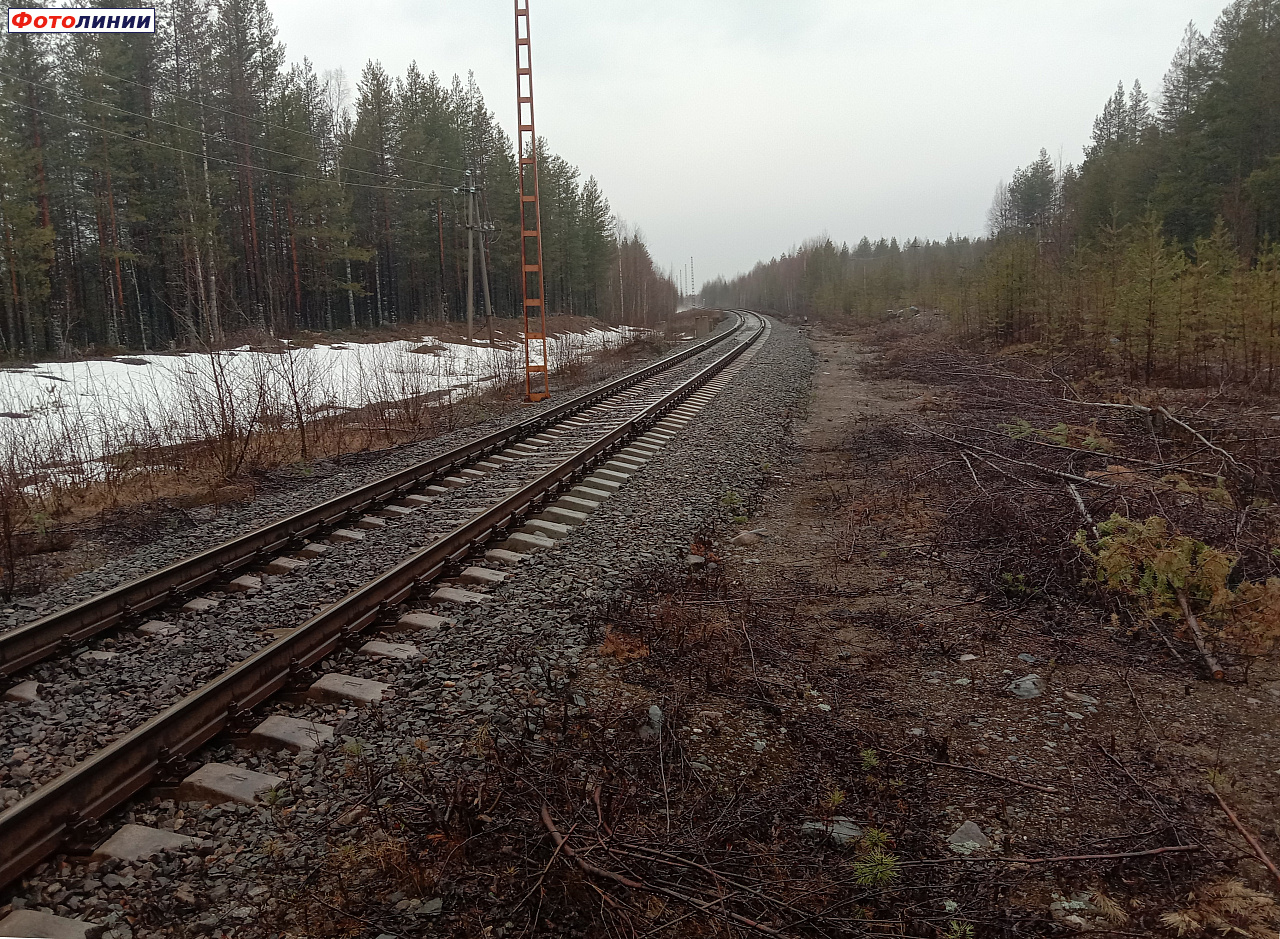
[0,458,31,599]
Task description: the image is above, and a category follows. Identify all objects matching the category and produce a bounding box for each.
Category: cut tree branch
[1176,590,1224,680]
[540,805,784,937]
[890,750,1057,793]
[911,424,1115,489]
[911,844,1202,865]
[1209,785,1280,888]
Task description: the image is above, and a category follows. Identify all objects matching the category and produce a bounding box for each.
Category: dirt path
[718,321,1280,934]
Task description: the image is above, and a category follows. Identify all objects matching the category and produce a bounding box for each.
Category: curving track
[0,312,767,892]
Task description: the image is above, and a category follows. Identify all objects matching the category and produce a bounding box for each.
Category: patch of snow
[0,326,642,486]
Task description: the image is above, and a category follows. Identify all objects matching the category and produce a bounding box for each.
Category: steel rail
[0,313,763,890]
[0,315,745,678]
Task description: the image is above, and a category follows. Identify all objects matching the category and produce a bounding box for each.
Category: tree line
[0,0,677,360]
[705,0,1280,389]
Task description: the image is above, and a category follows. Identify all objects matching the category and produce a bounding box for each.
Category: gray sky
[272,0,1228,284]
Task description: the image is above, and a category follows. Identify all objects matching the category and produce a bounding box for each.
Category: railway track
[0,316,746,679]
[0,312,766,895]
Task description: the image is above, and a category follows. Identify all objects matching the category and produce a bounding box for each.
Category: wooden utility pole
[477,177,496,348]
[464,169,475,344]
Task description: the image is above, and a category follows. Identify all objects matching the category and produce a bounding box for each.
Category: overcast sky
[271,0,1227,285]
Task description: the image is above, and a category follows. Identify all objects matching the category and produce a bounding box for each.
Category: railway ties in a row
[0,313,768,916]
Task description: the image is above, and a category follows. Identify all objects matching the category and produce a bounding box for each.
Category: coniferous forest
[0,0,677,360]
[705,0,1280,388]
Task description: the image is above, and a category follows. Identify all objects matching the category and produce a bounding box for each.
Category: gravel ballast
[1,317,814,938]
[0,323,754,805]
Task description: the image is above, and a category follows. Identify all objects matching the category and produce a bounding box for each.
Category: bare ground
[712,317,1280,934]
[348,314,1280,936]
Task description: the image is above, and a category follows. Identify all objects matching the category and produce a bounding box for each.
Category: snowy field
[0,326,639,484]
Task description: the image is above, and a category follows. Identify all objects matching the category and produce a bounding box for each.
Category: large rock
[801,816,864,845]
[1006,674,1046,699]
[948,820,993,855]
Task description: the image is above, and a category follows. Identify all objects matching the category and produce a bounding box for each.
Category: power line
[0,94,453,194]
[0,66,454,192]
[78,64,471,180]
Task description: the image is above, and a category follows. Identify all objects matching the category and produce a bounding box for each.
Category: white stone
[948,820,993,855]
[1006,674,1046,699]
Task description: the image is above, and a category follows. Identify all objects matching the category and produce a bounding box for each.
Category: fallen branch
[1157,406,1254,482]
[1176,590,1224,680]
[959,450,989,495]
[1209,785,1280,889]
[911,844,1202,865]
[591,784,613,837]
[911,424,1115,489]
[941,419,1222,481]
[540,805,785,937]
[1069,400,1254,483]
[1094,742,1176,825]
[1067,482,1100,542]
[890,750,1057,793]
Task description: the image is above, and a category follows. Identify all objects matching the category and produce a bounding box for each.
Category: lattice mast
[514,0,550,401]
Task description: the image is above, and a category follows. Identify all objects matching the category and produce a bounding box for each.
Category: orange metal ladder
[514,0,550,402]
